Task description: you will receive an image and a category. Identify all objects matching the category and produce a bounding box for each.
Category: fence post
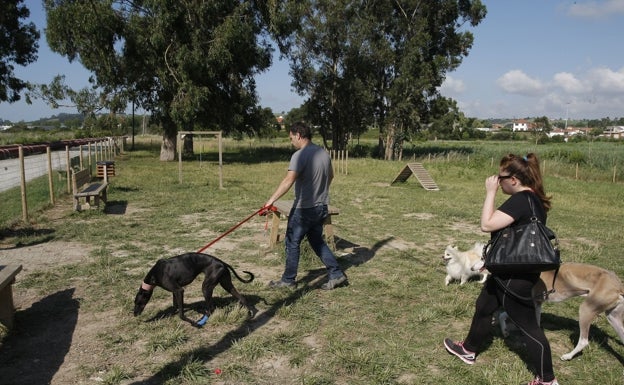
[66,145,71,193]
[88,141,92,171]
[18,145,28,222]
[47,146,54,204]
[218,131,223,189]
[79,144,84,170]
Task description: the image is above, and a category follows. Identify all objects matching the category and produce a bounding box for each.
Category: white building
[604,126,624,139]
[512,119,530,131]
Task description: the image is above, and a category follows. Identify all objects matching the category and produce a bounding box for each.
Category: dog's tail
[225,263,255,283]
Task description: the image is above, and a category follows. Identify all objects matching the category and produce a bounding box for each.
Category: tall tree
[274,0,376,150]
[44,0,273,160]
[277,0,486,158]
[0,0,39,103]
[533,115,551,145]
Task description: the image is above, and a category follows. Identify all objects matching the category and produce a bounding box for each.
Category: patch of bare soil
[0,239,97,385]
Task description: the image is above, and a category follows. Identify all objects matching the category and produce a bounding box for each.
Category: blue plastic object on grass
[197,314,209,326]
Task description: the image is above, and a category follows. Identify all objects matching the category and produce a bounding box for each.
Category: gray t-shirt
[288,143,333,208]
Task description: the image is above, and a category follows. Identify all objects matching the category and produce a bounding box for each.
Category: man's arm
[265,170,297,207]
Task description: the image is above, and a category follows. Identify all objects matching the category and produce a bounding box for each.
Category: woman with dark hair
[444,153,559,385]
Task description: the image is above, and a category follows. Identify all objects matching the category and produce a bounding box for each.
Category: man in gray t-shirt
[289,138,332,208]
[265,122,347,290]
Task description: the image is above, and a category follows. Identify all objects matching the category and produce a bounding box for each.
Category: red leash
[197,205,277,253]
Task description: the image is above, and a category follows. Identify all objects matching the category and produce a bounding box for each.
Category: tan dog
[443,243,488,285]
[499,262,624,360]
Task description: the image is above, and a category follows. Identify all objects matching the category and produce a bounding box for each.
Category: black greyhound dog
[133,252,257,327]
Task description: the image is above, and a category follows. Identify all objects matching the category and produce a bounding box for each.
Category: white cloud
[567,0,624,19]
[439,75,465,94]
[586,67,624,93]
[552,72,585,93]
[497,70,544,96]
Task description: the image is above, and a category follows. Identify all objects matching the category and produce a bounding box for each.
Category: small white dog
[443,242,488,285]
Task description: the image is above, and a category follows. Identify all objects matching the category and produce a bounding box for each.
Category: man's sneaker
[321,274,348,290]
[268,279,296,289]
[525,376,559,385]
[443,338,476,365]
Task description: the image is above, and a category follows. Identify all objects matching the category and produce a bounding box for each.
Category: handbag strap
[492,268,559,302]
[526,193,540,222]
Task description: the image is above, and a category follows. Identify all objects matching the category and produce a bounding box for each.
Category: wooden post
[575,163,579,180]
[66,145,71,193]
[178,132,183,183]
[88,141,92,171]
[47,146,54,204]
[218,131,223,189]
[18,146,28,222]
[79,144,84,169]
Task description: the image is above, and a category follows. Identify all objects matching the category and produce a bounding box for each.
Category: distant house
[512,119,532,131]
[0,125,12,131]
[547,128,566,138]
[603,126,624,139]
[547,126,585,139]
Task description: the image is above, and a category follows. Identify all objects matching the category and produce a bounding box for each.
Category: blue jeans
[281,205,343,283]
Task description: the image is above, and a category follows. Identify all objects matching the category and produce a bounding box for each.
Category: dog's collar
[141,282,155,291]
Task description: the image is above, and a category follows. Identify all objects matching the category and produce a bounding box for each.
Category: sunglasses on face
[497,174,513,180]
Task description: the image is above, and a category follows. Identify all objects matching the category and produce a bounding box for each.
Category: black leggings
[463,273,555,382]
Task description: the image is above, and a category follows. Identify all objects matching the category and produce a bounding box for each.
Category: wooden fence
[1,137,123,222]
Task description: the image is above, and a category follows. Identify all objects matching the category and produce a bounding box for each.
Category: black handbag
[483,195,561,274]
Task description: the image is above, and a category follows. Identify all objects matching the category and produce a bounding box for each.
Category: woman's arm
[480,175,514,232]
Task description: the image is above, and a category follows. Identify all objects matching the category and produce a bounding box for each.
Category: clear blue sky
[1,0,623,122]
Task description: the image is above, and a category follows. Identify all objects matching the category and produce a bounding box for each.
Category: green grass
[1,136,623,385]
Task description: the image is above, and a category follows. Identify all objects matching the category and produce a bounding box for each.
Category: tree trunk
[160,117,177,161]
[183,135,194,158]
[160,133,176,161]
[384,124,395,160]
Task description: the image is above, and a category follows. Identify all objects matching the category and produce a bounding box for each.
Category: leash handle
[197,205,275,253]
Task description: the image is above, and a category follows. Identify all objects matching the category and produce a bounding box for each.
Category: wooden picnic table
[0,264,22,329]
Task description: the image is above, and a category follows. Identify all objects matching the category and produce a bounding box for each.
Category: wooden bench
[72,168,108,211]
[0,265,22,329]
[269,200,340,250]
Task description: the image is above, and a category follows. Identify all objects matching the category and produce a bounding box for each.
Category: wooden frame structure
[177,131,223,188]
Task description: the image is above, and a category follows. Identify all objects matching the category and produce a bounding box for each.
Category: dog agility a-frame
[391,162,439,190]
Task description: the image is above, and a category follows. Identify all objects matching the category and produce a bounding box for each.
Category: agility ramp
[391,162,439,191]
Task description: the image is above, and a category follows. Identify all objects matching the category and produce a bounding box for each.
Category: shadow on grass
[541,312,624,365]
[127,236,392,384]
[501,312,624,370]
[0,227,55,250]
[104,200,128,215]
[0,288,79,385]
